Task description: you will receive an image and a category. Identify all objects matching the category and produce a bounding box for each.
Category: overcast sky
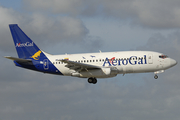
[0,0,180,120]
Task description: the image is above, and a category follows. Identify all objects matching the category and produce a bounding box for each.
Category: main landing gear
[88,77,97,84]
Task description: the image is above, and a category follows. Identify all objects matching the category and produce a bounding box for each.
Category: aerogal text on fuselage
[103,55,147,66]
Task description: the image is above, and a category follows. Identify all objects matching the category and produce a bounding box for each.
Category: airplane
[5,24,177,84]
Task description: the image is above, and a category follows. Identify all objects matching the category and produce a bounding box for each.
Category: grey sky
[0,0,180,120]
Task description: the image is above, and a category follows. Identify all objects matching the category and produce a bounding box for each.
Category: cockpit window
[159,55,168,59]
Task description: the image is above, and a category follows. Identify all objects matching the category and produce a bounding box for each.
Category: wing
[59,59,101,71]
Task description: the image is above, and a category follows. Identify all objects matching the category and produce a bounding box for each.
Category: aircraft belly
[125,67,133,73]
[131,64,158,73]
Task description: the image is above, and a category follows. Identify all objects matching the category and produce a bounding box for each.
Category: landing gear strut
[88,77,97,84]
[154,74,158,79]
[154,70,164,79]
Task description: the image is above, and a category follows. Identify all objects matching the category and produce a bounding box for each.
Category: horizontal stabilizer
[4,56,32,63]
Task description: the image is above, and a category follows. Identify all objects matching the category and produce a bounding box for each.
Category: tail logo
[16,42,33,47]
[31,50,42,60]
[109,57,115,64]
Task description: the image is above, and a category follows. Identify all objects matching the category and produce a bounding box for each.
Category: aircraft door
[148,54,153,64]
[43,59,49,70]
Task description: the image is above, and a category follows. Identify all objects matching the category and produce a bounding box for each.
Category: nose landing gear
[154,74,158,79]
[154,70,164,79]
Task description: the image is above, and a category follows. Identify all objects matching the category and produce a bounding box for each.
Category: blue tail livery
[5,24,177,84]
[6,24,62,75]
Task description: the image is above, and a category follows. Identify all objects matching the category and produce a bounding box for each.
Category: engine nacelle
[101,67,111,75]
[71,72,81,77]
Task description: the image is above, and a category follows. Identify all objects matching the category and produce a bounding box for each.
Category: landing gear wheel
[88,77,97,84]
[154,75,158,79]
[93,78,97,84]
[88,77,93,83]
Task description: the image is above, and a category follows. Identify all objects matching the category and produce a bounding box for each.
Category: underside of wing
[59,59,120,78]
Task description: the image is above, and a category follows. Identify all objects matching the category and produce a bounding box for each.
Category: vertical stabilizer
[9,24,40,59]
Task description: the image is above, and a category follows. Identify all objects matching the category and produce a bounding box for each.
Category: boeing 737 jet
[5,24,177,84]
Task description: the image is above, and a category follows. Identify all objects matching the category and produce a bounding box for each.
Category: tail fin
[9,24,41,59]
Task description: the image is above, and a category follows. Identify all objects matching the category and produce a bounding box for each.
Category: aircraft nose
[170,59,177,67]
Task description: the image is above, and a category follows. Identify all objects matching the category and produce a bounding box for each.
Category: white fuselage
[44,51,176,78]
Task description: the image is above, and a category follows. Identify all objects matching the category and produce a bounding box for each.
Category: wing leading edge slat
[59,59,101,71]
